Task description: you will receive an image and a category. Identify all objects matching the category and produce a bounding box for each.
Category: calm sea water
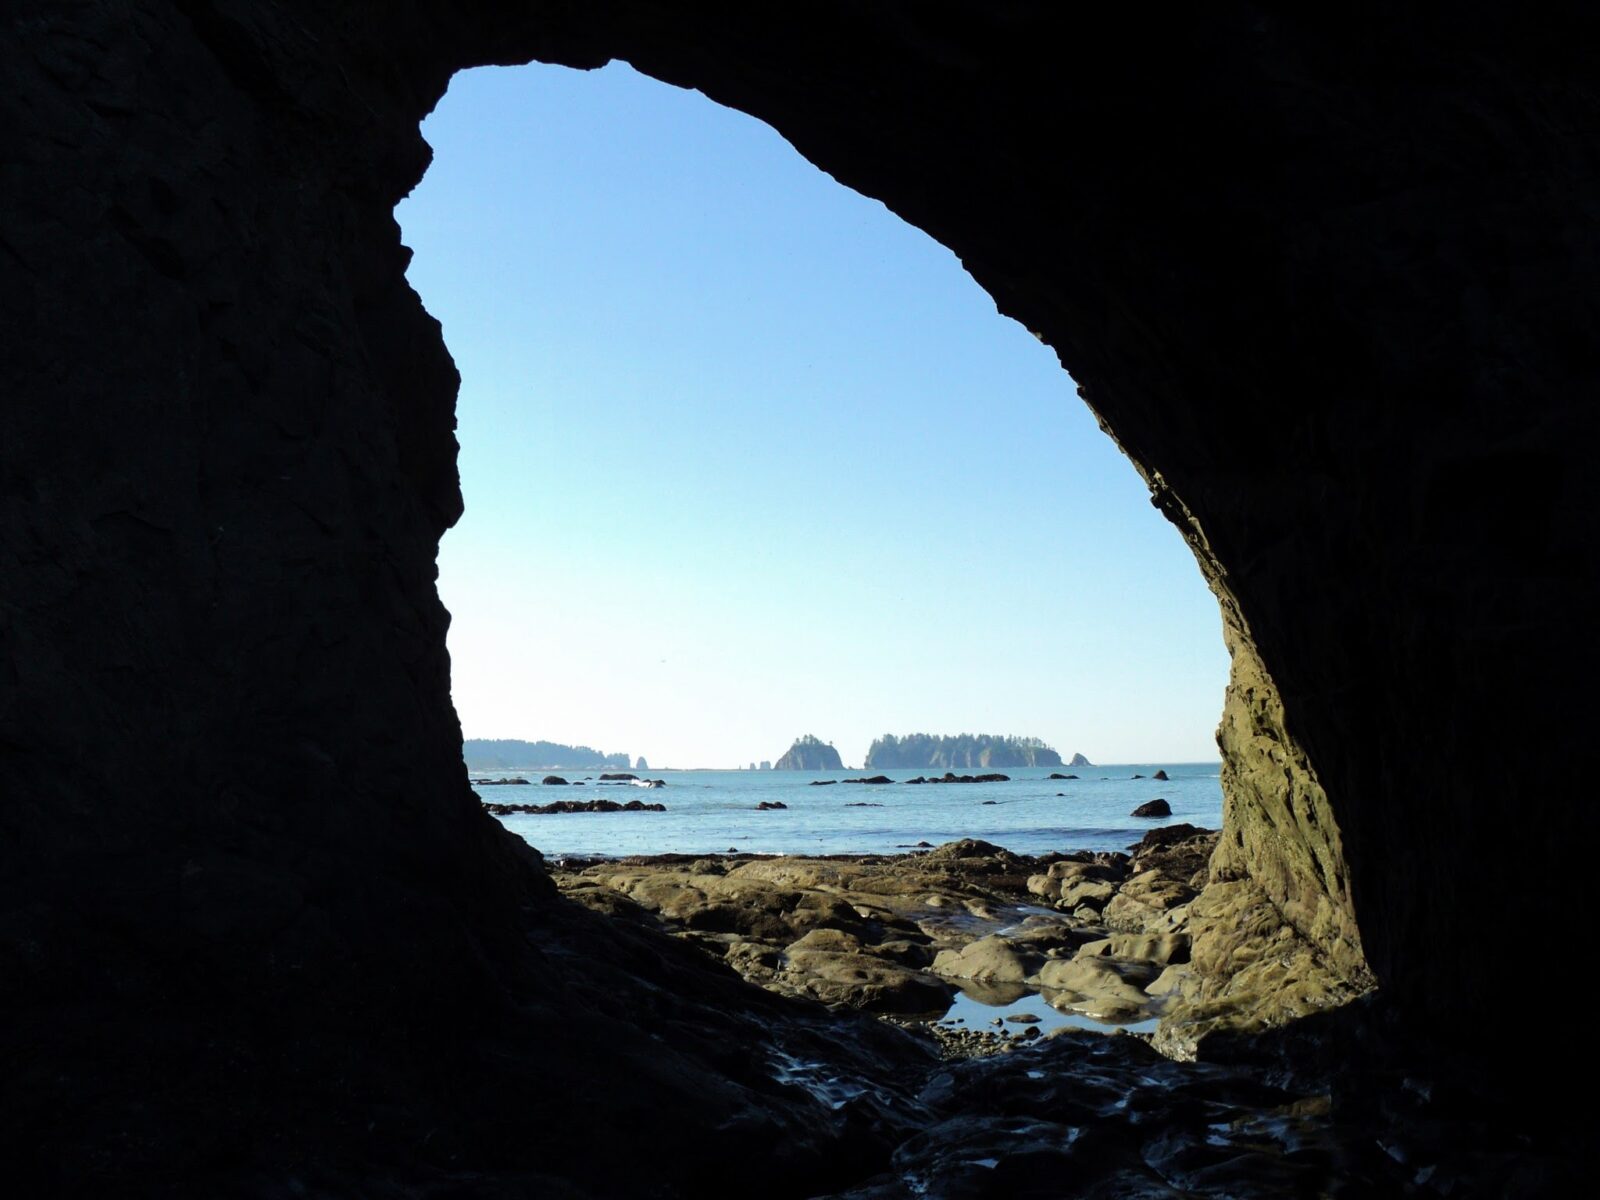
[475,764,1222,859]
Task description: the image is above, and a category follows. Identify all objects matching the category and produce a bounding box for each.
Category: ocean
[474,763,1223,860]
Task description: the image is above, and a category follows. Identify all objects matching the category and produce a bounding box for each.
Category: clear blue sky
[396,63,1228,769]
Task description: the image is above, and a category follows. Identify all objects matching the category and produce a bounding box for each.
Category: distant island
[1069,751,1092,767]
[464,738,631,770]
[775,735,844,771]
[864,733,1063,770]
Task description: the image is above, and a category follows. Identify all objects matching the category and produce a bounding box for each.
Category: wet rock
[1037,957,1161,1018]
[1059,878,1117,910]
[781,943,953,1014]
[922,839,1016,862]
[1026,858,1126,904]
[931,936,1038,985]
[808,779,838,786]
[1103,869,1197,932]
[1145,963,1192,997]
[755,801,788,810]
[542,775,570,785]
[1074,932,1190,966]
[1153,769,1170,781]
[843,775,894,784]
[1131,798,1171,817]
[598,772,638,781]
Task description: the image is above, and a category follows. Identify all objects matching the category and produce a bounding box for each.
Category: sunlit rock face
[3,0,1595,1188]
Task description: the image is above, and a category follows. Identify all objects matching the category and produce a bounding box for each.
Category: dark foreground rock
[551,840,1580,1197]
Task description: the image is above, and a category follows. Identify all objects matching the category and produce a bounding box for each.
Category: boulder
[542,775,570,786]
[1131,798,1171,817]
[1153,770,1170,781]
[780,946,952,1014]
[1074,932,1191,966]
[1103,870,1197,932]
[1037,956,1161,1019]
[930,936,1038,984]
[1058,878,1117,910]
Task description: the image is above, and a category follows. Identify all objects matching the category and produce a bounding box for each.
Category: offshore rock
[775,735,845,771]
[484,798,666,815]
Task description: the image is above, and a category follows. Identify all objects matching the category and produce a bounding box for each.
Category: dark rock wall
[4,0,1598,1180]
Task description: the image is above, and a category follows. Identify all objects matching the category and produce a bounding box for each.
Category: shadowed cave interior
[2,3,1596,1196]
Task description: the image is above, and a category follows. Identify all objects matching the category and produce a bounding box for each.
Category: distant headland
[774,734,845,771]
[463,738,645,771]
[864,733,1065,770]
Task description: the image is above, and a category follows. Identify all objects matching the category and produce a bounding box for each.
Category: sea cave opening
[395,60,1234,1047]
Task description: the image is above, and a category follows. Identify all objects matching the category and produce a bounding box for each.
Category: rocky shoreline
[544,831,1579,1192]
[552,826,1218,1055]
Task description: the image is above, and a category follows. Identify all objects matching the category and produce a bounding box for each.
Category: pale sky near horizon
[396,62,1229,769]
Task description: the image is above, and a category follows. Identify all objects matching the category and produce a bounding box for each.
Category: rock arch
[4,1,1594,1189]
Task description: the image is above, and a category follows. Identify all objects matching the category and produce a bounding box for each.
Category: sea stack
[774,734,845,771]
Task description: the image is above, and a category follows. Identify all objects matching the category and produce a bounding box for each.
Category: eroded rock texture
[4,0,1597,1191]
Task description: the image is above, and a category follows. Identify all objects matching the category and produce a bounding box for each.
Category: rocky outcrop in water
[485,798,666,815]
[866,733,1061,769]
[775,735,845,771]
